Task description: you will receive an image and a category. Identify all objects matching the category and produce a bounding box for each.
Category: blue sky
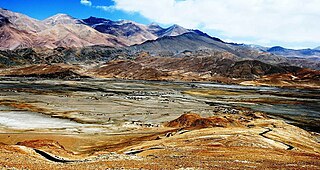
[0,0,319,49]
[0,0,149,23]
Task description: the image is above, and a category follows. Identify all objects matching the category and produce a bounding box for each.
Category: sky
[0,0,319,49]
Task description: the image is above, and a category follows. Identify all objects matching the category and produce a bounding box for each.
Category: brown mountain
[0,14,35,50]
[0,9,128,49]
[0,9,195,49]
[0,8,47,33]
[34,23,127,48]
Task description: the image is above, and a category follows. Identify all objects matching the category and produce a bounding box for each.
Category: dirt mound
[165,113,240,129]
[165,113,201,128]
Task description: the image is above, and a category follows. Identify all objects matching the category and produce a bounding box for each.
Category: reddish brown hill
[165,113,201,128]
[165,113,241,129]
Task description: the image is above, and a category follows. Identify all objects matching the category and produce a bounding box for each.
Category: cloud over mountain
[109,0,320,46]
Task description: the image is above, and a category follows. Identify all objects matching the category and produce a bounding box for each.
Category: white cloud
[111,0,320,46]
[80,0,92,6]
[96,5,115,12]
[80,0,115,12]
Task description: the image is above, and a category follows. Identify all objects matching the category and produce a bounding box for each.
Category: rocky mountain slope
[0,8,47,33]
[0,14,35,50]
[0,8,196,49]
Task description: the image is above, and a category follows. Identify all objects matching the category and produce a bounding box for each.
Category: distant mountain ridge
[0,8,195,49]
[265,46,320,65]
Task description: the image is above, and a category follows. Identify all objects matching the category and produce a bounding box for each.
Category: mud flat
[0,77,319,169]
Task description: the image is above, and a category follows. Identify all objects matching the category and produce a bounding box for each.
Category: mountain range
[0,8,319,88]
[0,8,319,60]
[0,8,196,49]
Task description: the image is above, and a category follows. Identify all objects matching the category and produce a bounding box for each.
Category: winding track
[34,149,76,163]
[259,128,294,150]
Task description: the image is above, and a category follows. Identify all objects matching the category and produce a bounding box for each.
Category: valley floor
[0,78,319,169]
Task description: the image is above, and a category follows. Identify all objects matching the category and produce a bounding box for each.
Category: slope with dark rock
[0,46,125,67]
[83,17,157,45]
[0,64,88,79]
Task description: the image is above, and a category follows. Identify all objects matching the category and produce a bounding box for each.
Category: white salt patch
[0,111,84,129]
